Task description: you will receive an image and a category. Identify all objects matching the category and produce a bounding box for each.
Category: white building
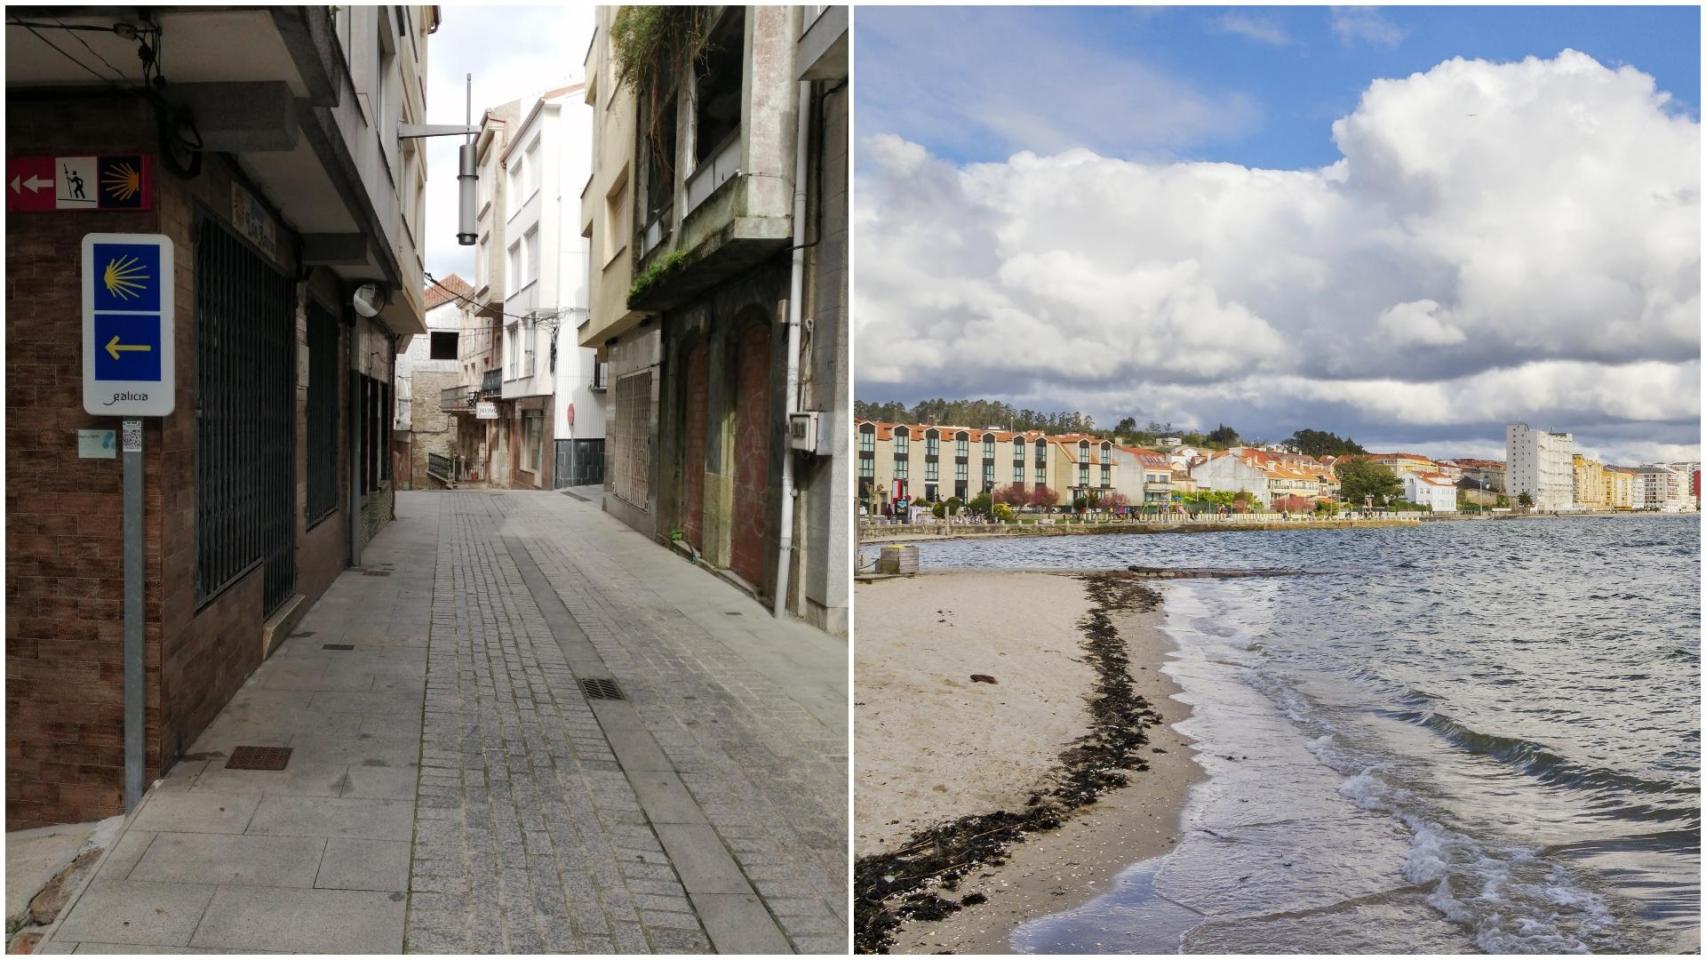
[1506,423,1574,511]
[1403,472,1458,512]
[496,81,606,489]
[394,276,470,485]
[1633,465,1691,511]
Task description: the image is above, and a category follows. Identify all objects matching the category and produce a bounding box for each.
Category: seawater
[865,515,1700,954]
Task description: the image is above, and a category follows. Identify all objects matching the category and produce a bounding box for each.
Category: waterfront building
[1191,447,1334,508]
[1112,447,1174,505]
[1432,460,1467,481]
[1455,458,1506,493]
[1403,472,1459,512]
[1362,451,1439,478]
[1572,454,1606,510]
[1506,424,1574,511]
[855,421,1114,510]
[1602,466,1636,510]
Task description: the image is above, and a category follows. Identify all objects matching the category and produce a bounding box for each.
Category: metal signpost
[83,233,174,812]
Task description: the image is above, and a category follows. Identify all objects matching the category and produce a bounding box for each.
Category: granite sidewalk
[36,490,848,954]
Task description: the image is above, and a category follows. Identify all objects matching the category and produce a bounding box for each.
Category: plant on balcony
[627,248,689,306]
[611,6,712,188]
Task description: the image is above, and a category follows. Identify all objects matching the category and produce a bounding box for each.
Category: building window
[507,240,521,291]
[956,433,968,458]
[983,463,994,487]
[894,455,909,480]
[1079,440,1090,462]
[523,317,536,375]
[524,227,540,286]
[926,431,939,457]
[893,428,908,455]
[1014,463,1024,484]
[604,170,629,263]
[926,460,939,482]
[523,137,540,200]
[642,94,677,224]
[1037,464,1046,485]
[982,435,995,459]
[956,461,967,481]
[1101,464,1111,487]
[1079,463,1089,487]
[694,8,745,164]
[195,216,296,611]
[859,457,874,479]
[429,331,459,360]
[859,424,875,453]
[1013,438,1024,461]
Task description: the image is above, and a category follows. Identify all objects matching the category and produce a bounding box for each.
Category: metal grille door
[195,216,296,613]
[306,301,340,522]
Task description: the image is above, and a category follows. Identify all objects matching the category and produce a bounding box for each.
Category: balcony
[440,385,475,414]
[478,369,502,398]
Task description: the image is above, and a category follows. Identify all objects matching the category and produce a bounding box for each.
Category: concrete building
[1363,451,1438,478]
[854,422,1112,511]
[1506,423,1574,511]
[1191,447,1335,508]
[395,274,469,488]
[1112,446,1174,506]
[6,6,433,826]
[1632,464,1694,511]
[580,8,658,535]
[585,7,849,634]
[1602,466,1636,510]
[448,98,521,485]
[1571,454,1606,510]
[1455,458,1507,494]
[1403,472,1459,512]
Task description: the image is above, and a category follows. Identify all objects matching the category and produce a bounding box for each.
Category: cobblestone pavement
[39,491,848,954]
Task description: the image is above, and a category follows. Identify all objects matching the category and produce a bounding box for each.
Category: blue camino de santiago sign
[83,234,174,416]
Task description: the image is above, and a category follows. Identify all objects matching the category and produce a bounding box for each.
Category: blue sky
[857,5,1701,169]
[853,6,1701,464]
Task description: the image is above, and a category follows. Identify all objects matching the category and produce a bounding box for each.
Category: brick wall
[7,92,370,827]
[6,96,167,826]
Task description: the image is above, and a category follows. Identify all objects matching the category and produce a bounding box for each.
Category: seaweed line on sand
[853,571,1165,954]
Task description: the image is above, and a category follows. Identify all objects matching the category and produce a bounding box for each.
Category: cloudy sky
[854,6,1702,465]
[421,5,593,286]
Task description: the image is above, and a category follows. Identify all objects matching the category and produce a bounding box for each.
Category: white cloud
[422,6,593,285]
[856,7,1259,161]
[1215,12,1292,47]
[856,51,1701,460]
[1330,8,1406,48]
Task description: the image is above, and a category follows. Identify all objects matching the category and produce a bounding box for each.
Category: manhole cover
[322,643,355,651]
[579,678,625,701]
[226,746,292,770]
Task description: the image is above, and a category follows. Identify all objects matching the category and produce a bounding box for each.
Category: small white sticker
[77,429,116,459]
[122,419,142,453]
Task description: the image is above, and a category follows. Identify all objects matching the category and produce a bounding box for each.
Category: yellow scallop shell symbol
[102,161,141,202]
[103,255,149,301]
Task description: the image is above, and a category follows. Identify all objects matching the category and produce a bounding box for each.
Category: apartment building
[1572,454,1606,510]
[1403,472,1459,512]
[1363,451,1438,478]
[1632,464,1695,511]
[396,275,469,488]
[1112,447,1175,505]
[6,6,433,826]
[1191,447,1336,508]
[855,422,1116,510]
[1506,423,1575,511]
[585,6,849,633]
[1602,466,1636,510]
[1455,458,1507,493]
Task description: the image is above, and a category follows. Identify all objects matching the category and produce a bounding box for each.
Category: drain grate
[226,746,292,770]
[579,678,625,701]
[361,568,391,577]
[322,643,354,651]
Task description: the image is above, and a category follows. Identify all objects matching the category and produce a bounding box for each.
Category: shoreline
[854,570,1201,953]
[860,509,1686,545]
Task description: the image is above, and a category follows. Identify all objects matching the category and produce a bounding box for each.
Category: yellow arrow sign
[105,335,153,361]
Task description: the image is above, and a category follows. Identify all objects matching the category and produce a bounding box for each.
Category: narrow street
[37,491,848,954]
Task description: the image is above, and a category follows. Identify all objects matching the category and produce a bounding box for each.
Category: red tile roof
[424,273,473,311]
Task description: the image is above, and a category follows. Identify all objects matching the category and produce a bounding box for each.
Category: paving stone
[130,791,259,835]
[129,832,324,887]
[52,879,215,947]
[189,885,405,953]
[317,838,411,891]
[246,795,414,841]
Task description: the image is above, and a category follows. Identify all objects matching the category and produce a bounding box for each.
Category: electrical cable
[58,17,129,84]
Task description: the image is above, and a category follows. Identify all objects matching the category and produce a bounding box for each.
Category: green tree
[968,491,993,518]
[1206,424,1240,447]
[1518,492,1533,509]
[1337,459,1403,507]
[1287,428,1367,458]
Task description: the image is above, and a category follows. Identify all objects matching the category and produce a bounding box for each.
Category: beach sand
[855,571,1202,954]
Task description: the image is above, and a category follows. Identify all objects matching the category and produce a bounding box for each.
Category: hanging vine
[610,5,713,190]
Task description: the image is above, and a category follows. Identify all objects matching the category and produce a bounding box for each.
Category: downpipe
[774,79,811,619]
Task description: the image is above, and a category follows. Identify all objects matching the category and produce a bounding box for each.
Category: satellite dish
[352,282,386,319]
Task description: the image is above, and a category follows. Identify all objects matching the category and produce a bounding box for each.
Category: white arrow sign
[10,175,50,194]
